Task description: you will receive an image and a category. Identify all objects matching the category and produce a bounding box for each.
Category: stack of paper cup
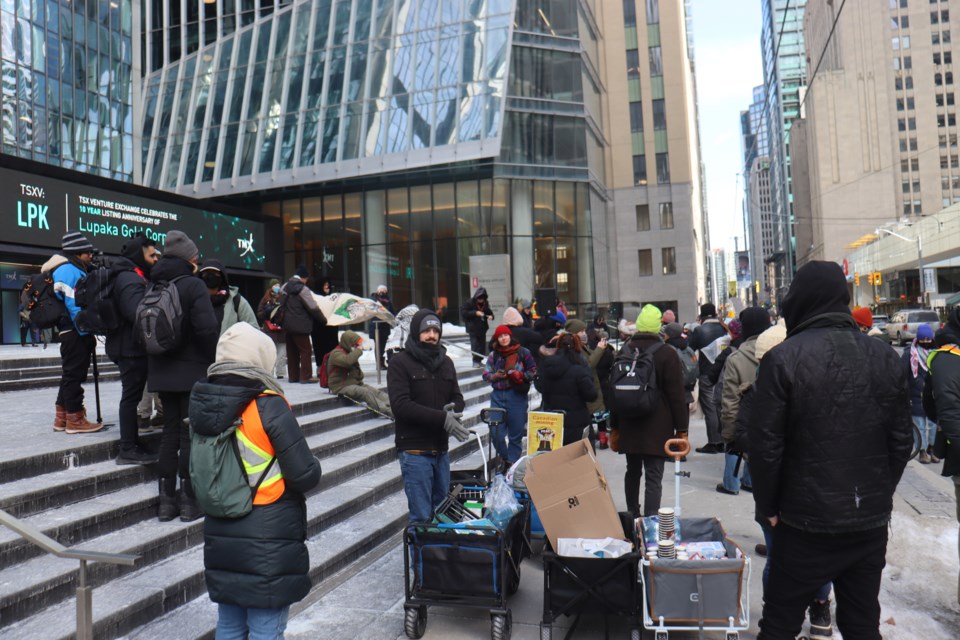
[658,507,676,542]
[657,539,676,559]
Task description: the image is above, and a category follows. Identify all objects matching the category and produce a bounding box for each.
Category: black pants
[623,454,665,516]
[759,523,888,640]
[117,357,148,450]
[469,332,486,365]
[157,392,192,492]
[56,331,95,412]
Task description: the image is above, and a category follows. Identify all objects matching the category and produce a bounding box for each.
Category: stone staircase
[0,351,119,393]
[0,365,494,640]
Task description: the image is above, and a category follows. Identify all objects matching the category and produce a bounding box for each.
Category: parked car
[872,314,889,334]
[885,309,941,346]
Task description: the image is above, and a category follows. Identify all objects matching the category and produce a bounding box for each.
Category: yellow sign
[527,411,565,457]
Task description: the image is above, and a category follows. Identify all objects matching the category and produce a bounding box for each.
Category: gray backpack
[136,276,188,355]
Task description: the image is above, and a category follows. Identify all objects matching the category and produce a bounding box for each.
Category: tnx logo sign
[237,232,255,257]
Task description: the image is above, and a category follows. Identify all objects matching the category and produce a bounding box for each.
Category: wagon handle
[664,436,690,460]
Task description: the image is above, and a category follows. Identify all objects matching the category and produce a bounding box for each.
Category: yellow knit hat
[635,304,663,334]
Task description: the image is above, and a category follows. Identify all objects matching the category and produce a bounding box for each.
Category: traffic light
[875,272,882,286]
[868,273,875,285]
[855,272,860,286]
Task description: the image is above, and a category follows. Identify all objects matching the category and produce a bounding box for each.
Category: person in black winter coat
[189,323,321,638]
[370,285,395,368]
[147,231,220,523]
[503,306,544,356]
[281,266,326,383]
[388,308,468,522]
[105,234,160,466]
[902,323,937,463]
[688,303,728,453]
[922,307,960,605]
[535,333,597,446]
[748,261,912,640]
[311,276,339,373]
[461,287,494,366]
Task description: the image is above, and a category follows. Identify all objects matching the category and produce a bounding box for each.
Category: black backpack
[610,342,665,418]
[25,272,66,329]
[136,276,188,355]
[74,262,120,335]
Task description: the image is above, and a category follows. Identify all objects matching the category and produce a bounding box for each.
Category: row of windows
[628,99,666,131]
[638,247,675,277]
[932,9,951,22]
[934,51,954,64]
[625,47,664,79]
[631,153,670,186]
[635,202,674,231]
[933,30,953,44]
[892,16,911,29]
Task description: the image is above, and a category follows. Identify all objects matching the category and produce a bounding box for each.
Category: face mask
[201,272,222,289]
[272,285,280,294]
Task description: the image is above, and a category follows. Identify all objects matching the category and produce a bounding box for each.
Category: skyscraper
[742,84,774,303]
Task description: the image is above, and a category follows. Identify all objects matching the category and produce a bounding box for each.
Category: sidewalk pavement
[284,412,960,640]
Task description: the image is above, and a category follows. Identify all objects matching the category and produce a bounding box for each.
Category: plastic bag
[557,537,634,559]
[483,474,522,530]
[506,456,531,489]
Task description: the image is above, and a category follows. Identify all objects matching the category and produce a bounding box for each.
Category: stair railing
[0,508,138,640]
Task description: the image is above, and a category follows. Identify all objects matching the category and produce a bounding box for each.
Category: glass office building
[141,0,601,318]
[1,0,136,180]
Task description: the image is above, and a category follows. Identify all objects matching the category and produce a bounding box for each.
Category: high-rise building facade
[599,0,707,322]
[761,0,807,295]
[139,0,609,320]
[741,85,774,303]
[803,0,957,264]
[1,0,137,180]
[709,247,727,308]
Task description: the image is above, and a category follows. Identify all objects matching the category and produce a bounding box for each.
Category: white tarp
[312,292,396,327]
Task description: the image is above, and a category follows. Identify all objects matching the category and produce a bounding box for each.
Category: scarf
[206,361,285,395]
[495,342,521,371]
[404,334,447,372]
[910,340,931,378]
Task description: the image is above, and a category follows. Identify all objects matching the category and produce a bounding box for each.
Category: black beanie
[699,303,717,319]
[781,261,851,331]
[740,306,771,341]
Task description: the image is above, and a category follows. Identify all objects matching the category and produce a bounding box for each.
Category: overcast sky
[689,0,764,254]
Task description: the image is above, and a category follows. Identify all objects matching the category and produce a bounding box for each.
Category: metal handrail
[0,508,139,640]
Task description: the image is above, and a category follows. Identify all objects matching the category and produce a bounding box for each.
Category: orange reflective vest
[236,391,286,506]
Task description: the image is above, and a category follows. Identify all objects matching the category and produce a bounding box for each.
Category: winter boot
[158,477,179,522]
[53,405,66,432]
[807,598,833,639]
[928,445,941,464]
[178,478,204,522]
[65,410,104,434]
[116,445,159,466]
[918,450,931,464]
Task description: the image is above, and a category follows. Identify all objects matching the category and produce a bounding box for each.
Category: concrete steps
[0,367,494,639]
[0,353,119,392]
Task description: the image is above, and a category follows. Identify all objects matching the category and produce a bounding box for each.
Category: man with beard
[387,309,468,522]
[198,259,258,335]
[106,234,161,464]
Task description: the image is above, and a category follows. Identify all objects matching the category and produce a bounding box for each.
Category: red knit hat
[493,325,513,339]
[851,307,872,329]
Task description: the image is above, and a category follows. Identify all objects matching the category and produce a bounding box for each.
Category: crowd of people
[30,233,959,639]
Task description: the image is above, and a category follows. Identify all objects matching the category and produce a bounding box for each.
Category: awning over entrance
[944,292,960,307]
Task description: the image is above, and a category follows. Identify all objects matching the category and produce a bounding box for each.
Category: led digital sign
[4,167,264,270]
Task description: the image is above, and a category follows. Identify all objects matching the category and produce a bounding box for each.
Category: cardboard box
[524,439,626,550]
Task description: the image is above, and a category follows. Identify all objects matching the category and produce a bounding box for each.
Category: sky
[689,0,765,254]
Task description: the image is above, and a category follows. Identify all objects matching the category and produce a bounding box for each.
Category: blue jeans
[489,388,529,464]
[722,452,752,492]
[216,603,289,640]
[912,415,937,450]
[398,451,450,523]
[761,522,831,601]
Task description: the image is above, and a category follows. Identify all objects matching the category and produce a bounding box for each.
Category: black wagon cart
[402,484,529,640]
[539,512,643,640]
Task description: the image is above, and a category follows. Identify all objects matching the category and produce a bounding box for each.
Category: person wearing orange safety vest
[189,323,321,639]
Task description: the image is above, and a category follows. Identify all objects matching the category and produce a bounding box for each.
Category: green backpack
[189,395,277,519]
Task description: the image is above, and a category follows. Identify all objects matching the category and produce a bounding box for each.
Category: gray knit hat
[162,230,199,261]
[61,230,95,254]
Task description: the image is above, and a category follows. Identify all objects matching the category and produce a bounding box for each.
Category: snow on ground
[876,511,960,639]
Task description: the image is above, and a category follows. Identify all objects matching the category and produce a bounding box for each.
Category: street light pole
[877,227,925,306]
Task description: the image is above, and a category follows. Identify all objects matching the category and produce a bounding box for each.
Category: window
[913,158,921,171]
[949,93,956,105]
[899,118,907,131]
[636,204,651,231]
[934,31,941,45]
[914,179,921,192]
[898,98,906,111]
[908,97,916,109]
[652,99,667,129]
[623,0,637,27]
[626,49,640,79]
[903,181,912,193]
[943,9,950,21]
[896,77,904,90]
[902,15,911,28]
[649,46,663,76]
[937,72,944,86]
[907,76,915,89]
[895,58,902,70]
[893,17,900,30]
[951,114,957,126]
[629,102,644,132]
[933,10,940,23]
[646,0,659,24]
[903,35,912,48]
[935,52,943,64]
[656,152,670,183]
[903,138,911,151]
[904,56,913,69]
[633,155,647,185]
[894,36,902,50]
[947,52,954,64]
[659,202,674,229]
[661,247,676,275]
[638,249,653,276]
[911,137,919,150]
[944,30,952,43]
[938,94,946,106]
[949,71,955,84]
[940,134,948,148]
[914,200,923,213]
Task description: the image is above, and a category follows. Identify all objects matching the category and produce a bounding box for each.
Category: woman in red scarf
[483,325,538,465]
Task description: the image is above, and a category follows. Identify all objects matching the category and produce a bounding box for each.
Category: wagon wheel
[491,610,512,640]
[507,567,521,595]
[403,605,426,639]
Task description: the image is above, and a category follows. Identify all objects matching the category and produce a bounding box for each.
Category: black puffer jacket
[279,277,324,336]
[689,319,727,375]
[104,257,147,360]
[190,376,321,609]
[388,309,465,452]
[461,287,494,336]
[923,312,960,477]
[510,325,544,357]
[535,350,597,445]
[146,257,219,393]
[749,314,911,532]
